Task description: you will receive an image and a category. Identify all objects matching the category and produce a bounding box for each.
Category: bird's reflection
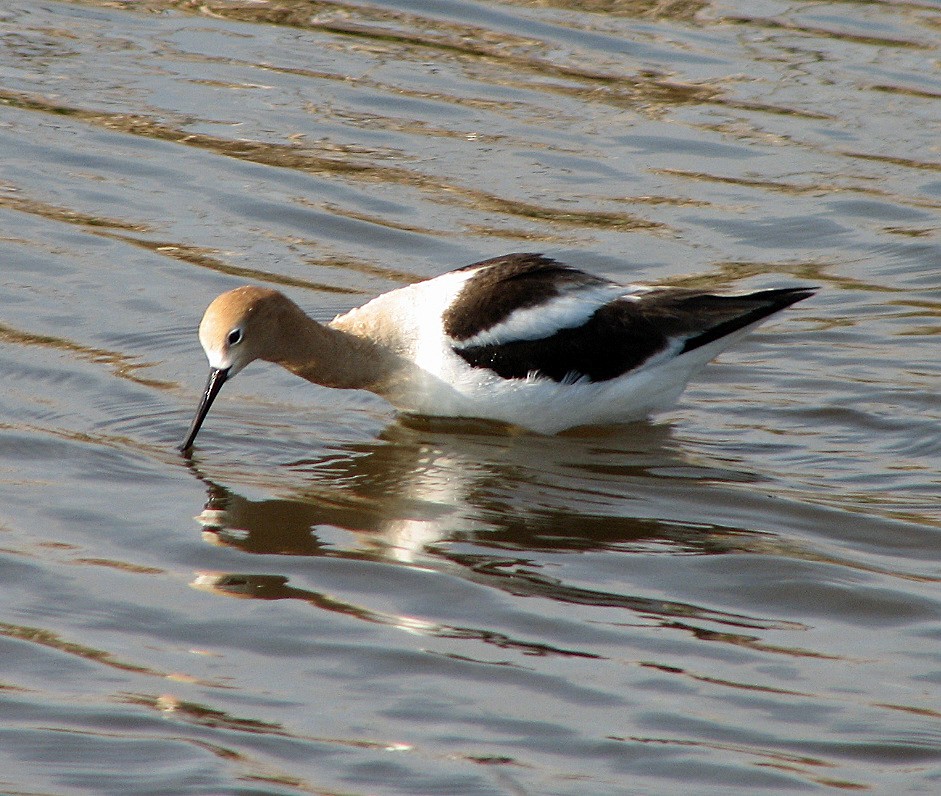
[184,419,807,652]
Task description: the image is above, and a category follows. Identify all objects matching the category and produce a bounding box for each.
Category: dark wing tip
[755,286,818,309]
[676,286,817,356]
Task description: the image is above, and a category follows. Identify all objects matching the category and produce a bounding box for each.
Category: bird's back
[330,254,814,432]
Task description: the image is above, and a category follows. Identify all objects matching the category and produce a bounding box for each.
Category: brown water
[1,1,939,793]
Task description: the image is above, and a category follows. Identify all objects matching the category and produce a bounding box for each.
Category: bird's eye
[227,328,244,346]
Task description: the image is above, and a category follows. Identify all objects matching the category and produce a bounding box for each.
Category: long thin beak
[180,367,229,452]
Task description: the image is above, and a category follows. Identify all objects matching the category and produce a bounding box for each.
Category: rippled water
[1,1,939,793]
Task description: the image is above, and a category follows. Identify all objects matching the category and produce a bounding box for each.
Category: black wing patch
[454,298,669,382]
[453,286,815,384]
[442,253,609,343]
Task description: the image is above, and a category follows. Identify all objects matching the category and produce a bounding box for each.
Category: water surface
[1,1,939,793]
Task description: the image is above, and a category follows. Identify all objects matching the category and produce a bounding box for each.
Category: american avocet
[181,253,814,449]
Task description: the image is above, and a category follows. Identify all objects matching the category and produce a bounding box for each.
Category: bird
[181,252,815,450]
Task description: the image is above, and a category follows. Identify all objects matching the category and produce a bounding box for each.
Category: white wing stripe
[451,284,629,348]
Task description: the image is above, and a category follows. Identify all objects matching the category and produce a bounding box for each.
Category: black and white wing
[442,253,814,383]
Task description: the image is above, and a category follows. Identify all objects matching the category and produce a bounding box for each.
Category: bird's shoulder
[439,253,626,345]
